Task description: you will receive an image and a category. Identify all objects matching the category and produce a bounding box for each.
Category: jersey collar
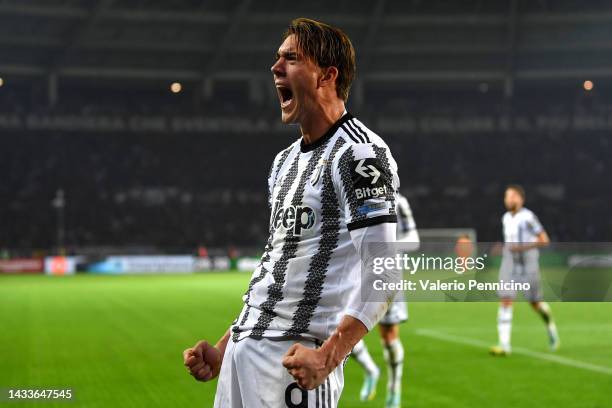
[300,111,352,153]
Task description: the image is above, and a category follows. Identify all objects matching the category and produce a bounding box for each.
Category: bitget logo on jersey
[353,158,389,200]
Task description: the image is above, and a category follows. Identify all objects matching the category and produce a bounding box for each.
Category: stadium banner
[86,256,194,274]
[359,242,612,302]
[193,256,213,271]
[214,256,231,271]
[44,256,77,276]
[193,256,232,272]
[6,112,612,134]
[0,258,44,274]
[236,257,260,272]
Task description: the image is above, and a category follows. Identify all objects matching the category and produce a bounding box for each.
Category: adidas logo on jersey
[273,204,316,236]
[355,184,388,200]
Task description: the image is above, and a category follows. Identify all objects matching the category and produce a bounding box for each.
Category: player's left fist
[282,343,330,390]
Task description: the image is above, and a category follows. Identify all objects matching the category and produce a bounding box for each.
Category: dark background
[0,0,610,252]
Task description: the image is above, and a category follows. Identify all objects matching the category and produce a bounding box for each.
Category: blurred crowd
[1,88,610,252]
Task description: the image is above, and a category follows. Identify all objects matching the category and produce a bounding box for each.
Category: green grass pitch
[1,272,610,407]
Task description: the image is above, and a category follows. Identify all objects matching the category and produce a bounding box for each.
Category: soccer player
[183,18,401,407]
[351,193,418,408]
[490,184,560,356]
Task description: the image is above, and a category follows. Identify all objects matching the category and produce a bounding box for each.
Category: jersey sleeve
[344,222,397,330]
[527,211,544,235]
[333,143,399,231]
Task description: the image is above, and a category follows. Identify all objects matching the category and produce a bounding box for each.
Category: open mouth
[276,85,294,108]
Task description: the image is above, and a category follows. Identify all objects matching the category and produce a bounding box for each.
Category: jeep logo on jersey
[273,204,316,235]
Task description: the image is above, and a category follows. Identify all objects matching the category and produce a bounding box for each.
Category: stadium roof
[2,0,612,88]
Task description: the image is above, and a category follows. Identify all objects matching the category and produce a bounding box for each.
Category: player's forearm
[318,315,368,370]
[532,241,549,249]
[215,328,231,357]
[347,222,397,329]
[538,232,550,247]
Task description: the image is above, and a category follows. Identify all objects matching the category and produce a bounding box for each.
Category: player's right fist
[183,340,221,382]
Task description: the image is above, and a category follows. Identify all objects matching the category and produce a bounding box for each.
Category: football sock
[536,301,552,324]
[383,339,404,395]
[536,302,558,338]
[352,339,379,377]
[497,304,513,351]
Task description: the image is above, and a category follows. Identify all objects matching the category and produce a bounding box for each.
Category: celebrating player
[183,18,401,407]
[350,192,418,408]
[490,184,560,356]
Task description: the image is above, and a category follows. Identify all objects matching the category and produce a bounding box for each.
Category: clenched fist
[183,340,222,382]
[282,343,331,390]
[282,316,368,390]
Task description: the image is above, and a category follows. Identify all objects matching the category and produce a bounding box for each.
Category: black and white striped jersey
[231,112,400,343]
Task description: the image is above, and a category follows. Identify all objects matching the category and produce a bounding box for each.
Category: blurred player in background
[490,184,560,356]
[351,192,419,408]
[184,18,401,407]
[455,234,474,260]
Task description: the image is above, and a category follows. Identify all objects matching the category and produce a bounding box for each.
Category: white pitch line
[415,328,612,376]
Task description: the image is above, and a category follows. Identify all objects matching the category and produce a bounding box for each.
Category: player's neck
[511,206,523,215]
[299,101,345,146]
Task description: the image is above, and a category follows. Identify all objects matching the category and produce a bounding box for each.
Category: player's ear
[318,66,339,89]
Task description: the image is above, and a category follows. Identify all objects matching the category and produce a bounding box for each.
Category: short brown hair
[284,18,356,102]
[506,184,526,200]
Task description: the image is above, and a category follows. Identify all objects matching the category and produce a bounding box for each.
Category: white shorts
[379,292,408,325]
[498,250,542,302]
[214,337,345,408]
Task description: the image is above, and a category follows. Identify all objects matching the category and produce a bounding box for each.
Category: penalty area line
[415,328,612,376]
